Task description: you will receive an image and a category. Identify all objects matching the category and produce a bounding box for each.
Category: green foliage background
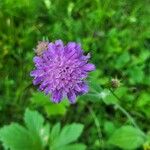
[0,0,150,149]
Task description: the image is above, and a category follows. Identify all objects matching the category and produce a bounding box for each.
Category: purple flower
[30,40,95,103]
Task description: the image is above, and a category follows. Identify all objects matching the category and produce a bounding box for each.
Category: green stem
[115,103,138,128]
[109,88,145,136]
[87,106,104,149]
[109,88,139,128]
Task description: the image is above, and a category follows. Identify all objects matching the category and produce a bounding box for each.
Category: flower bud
[111,78,121,88]
[35,41,49,56]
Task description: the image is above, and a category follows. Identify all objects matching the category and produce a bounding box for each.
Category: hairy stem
[109,88,145,136]
[109,88,138,128]
[87,106,104,149]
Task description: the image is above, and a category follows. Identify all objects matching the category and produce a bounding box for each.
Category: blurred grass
[0,0,150,149]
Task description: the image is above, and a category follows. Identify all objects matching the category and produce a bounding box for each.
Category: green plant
[0,109,86,150]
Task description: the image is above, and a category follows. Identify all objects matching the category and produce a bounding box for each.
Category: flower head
[111,78,121,88]
[30,40,95,103]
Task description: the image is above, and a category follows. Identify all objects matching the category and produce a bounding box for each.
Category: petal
[55,40,64,55]
[55,40,64,47]
[75,43,83,56]
[33,56,43,67]
[86,53,91,59]
[44,86,52,94]
[82,63,95,71]
[74,84,81,91]
[43,50,50,61]
[30,70,44,77]
[81,53,91,61]
[39,81,49,91]
[47,43,57,57]
[66,42,76,50]
[33,56,43,63]
[67,91,76,103]
[33,77,43,85]
[65,48,76,59]
[80,83,89,94]
[48,42,55,51]
[80,72,88,79]
[51,90,63,103]
[65,42,82,59]
[75,82,89,94]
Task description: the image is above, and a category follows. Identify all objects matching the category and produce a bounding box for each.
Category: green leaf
[80,80,103,102]
[31,92,69,116]
[40,123,50,146]
[108,125,145,149]
[114,87,128,98]
[136,93,150,117]
[0,123,42,150]
[128,66,144,84]
[104,121,116,136]
[24,108,44,134]
[24,108,49,146]
[101,89,118,105]
[50,123,61,141]
[45,101,68,116]
[51,123,84,148]
[59,144,86,150]
[115,51,130,69]
[30,92,49,106]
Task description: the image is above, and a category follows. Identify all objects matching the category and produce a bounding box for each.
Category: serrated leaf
[58,123,84,145]
[51,123,84,148]
[24,108,44,134]
[50,123,61,141]
[108,125,145,149]
[24,108,49,146]
[0,123,42,150]
[40,123,50,146]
